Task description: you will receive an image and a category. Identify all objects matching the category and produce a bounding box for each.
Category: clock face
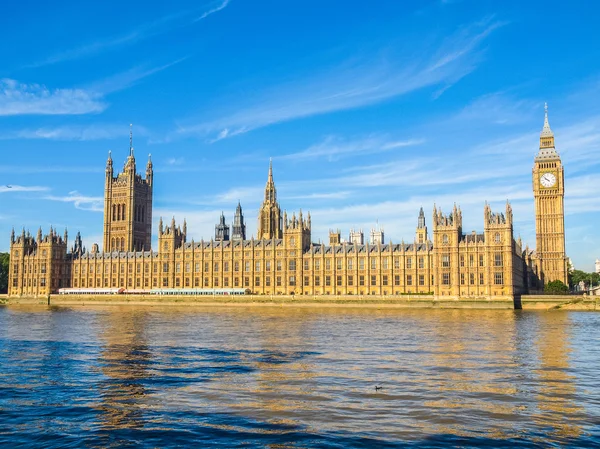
[540,172,557,188]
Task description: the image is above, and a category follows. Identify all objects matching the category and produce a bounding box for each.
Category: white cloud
[24,3,230,68]
[279,135,425,161]
[0,124,149,141]
[0,185,49,193]
[172,18,506,141]
[194,0,230,21]
[44,191,104,212]
[0,58,186,117]
[0,79,106,116]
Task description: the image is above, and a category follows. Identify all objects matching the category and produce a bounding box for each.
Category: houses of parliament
[7,107,568,298]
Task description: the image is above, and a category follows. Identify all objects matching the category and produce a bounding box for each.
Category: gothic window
[460,256,465,267]
[122,204,126,220]
[494,272,504,285]
[371,275,377,286]
[442,234,449,245]
[394,275,400,286]
[326,259,331,270]
[348,275,353,286]
[289,276,296,287]
[315,260,321,270]
[495,233,501,243]
[371,259,377,270]
[442,255,450,268]
[479,255,485,267]
[419,257,425,269]
[277,261,282,271]
[337,259,343,270]
[406,258,412,269]
[315,276,320,286]
[348,259,353,270]
[290,237,295,246]
[289,260,296,271]
[254,261,260,272]
[382,275,388,286]
[406,275,412,286]
[304,260,309,270]
[461,273,465,285]
[121,238,125,250]
[470,273,475,285]
[337,275,343,286]
[419,275,425,286]
[479,273,484,285]
[442,273,450,285]
[325,276,331,286]
[494,253,503,267]
[113,205,117,221]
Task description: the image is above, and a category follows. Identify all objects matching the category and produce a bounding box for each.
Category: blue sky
[0,0,599,271]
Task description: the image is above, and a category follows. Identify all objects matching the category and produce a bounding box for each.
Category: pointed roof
[540,102,553,137]
[536,103,560,161]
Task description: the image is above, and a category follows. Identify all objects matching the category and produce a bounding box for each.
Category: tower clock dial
[540,172,556,188]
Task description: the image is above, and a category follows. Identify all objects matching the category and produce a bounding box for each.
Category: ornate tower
[215,212,230,242]
[532,104,567,285]
[416,207,428,244]
[231,201,246,241]
[257,159,282,240]
[103,127,154,253]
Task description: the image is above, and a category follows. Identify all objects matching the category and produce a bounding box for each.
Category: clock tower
[532,104,567,286]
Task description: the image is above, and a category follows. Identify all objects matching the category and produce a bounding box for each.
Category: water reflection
[532,313,583,440]
[0,306,598,448]
[96,310,151,432]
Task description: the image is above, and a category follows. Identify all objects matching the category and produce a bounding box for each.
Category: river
[0,306,598,448]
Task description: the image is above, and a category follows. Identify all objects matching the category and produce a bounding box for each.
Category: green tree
[0,253,8,294]
[545,279,570,295]
[569,269,600,289]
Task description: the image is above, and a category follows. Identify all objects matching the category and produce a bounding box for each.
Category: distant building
[349,229,364,245]
[370,225,384,245]
[231,202,246,241]
[215,212,230,242]
[596,259,600,274]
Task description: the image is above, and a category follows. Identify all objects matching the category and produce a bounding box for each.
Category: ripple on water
[0,307,599,448]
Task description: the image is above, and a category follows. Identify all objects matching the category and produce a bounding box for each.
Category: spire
[537,103,559,159]
[418,207,425,229]
[129,124,134,157]
[264,158,276,203]
[541,102,553,137]
[10,227,15,244]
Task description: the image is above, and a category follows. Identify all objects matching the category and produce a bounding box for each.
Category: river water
[0,306,598,448]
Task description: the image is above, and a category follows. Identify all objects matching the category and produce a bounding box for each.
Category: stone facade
[9,109,568,298]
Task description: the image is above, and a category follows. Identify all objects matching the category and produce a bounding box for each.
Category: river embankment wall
[4,294,598,310]
[4,294,515,309]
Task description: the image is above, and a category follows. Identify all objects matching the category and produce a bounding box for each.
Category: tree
[0,253,8,294]
[545,279,569,295]
[569,269,600,289]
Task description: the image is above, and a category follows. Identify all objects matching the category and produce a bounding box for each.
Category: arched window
[495,232,501,243]
[112,205,116,221]
[442,234,449,245]
[121,237,125,251]
[122,204,126,220]
[117,204,121,221]
[111,238,115,251]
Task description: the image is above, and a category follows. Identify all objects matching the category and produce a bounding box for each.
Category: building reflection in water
[218,308,319,432]
[94,309,152,431]
[532,312,583,440]
[418,310,521,440]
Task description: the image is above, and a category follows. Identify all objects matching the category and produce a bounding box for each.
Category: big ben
[532,104,568,285]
